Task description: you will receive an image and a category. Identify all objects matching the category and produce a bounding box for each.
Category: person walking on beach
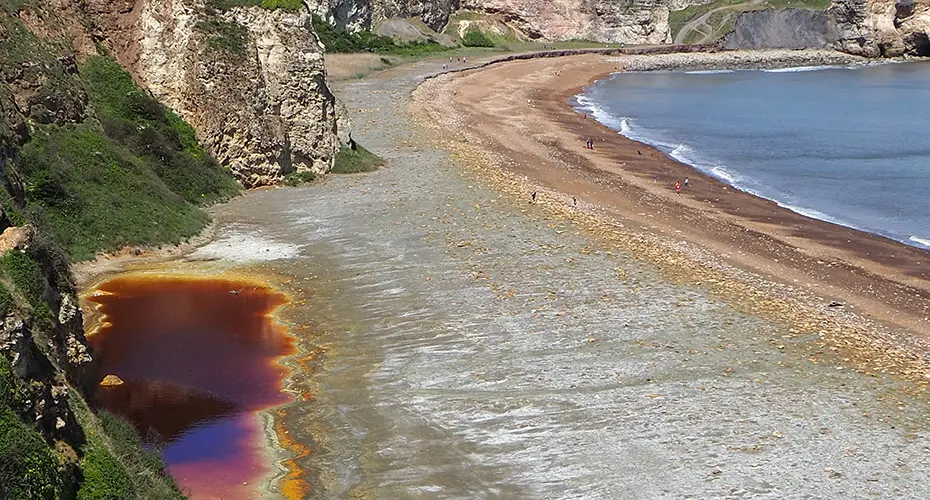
[675,181,681,195]
[532,191,537,203]
[573,197,577,207]
[684,177,689,188]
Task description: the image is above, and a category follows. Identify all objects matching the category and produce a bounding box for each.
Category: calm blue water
[575,62,930,249]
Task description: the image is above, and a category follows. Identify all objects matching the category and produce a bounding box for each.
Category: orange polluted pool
[85,276,293,499]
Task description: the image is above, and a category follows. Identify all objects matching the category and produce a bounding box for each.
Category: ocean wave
[762,65,843,73]
[909,236,930,249]
[572,94,625,130]
[684,69,736,75]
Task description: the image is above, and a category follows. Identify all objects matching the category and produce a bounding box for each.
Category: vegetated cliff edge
[0,0,344,496]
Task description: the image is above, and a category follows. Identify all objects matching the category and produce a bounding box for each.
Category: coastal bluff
[309,0,930,57]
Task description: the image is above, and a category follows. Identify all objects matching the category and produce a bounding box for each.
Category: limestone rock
[100,374,125,386]
[828,0,929,57]
[130,0,340,187]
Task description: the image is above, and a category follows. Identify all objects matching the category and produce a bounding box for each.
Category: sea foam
[909,236,930,249]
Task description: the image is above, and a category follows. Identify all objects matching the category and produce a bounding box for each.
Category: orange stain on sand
[86,275,295,499]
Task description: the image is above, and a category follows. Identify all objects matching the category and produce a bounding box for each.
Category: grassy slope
[14,56,239,261]
[0,3,240,499]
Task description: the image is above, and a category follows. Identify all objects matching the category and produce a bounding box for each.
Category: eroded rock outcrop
[827,0,930,57]
[314,0,696,44]
[724,9,835,50]
[120,1,340,187]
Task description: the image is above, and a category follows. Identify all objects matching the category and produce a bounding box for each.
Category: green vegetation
[0,408,60,500]
[196,18,250,53]
[0,356,59,500]
[461,30,495,48]
[9,56,239,260]
[70,396,183,500]
[312,15,452,55]
[331,145,383,174]
[1,7,232,500]
[0,251,45,309]
[0,285,12,319]
[206,0,305,11]
[78,437,136,500]
[281,171,317,186]
[260,0,304,10]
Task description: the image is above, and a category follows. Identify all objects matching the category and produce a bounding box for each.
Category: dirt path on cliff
[152,54,930,498]
[674,0,764,44]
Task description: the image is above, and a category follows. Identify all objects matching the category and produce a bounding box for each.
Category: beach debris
[823,467,842,479]
[100,374,124,386]
[229,289,242,295]
[828,301,844,308]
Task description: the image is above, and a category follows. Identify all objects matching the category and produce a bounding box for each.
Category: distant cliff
[725,1,930,56]
[308,0,693,44]
[830,0,930,56]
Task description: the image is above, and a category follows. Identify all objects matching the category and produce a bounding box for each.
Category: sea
[574,61,930,250]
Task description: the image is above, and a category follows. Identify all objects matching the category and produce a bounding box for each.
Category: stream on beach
[92,59,930,498]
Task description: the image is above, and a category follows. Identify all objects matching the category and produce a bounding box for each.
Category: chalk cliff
[92,0,341,187]
[311,0,680,44]
[830,0,930,56]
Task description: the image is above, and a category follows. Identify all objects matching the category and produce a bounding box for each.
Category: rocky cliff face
[94,0,341,187]
[724,9,835,50]
[830,0,930,57]
[314,0,686,44]
[461,0,672,43]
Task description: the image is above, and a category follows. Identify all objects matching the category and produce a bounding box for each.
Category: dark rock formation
[724,9,835,50]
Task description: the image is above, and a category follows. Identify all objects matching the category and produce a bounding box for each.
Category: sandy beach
[413,51,930,387]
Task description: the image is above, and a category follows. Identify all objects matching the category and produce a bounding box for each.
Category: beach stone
[100,374,124,386]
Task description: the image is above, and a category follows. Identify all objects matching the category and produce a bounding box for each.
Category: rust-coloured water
[85,276,292,499]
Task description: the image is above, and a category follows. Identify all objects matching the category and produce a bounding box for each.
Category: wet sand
[85,275,293,499]
[414,53,930,383]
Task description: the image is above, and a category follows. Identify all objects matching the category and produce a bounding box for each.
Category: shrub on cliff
[311,15,452,55]
[331,144,383,174]
[6,56,240,260]
[0,409,60,499]
[462,30,495,47]
[0,357,60,500]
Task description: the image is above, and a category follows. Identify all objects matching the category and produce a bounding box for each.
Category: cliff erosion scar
[85,276,293,499]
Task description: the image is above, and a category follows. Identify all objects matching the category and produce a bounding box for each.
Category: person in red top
[675,181,681,194]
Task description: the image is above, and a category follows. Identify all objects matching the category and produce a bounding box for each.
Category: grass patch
[5,55,239,260]
[81,57,239,206]
[196,18,250,54]
[0,251,45,309]
[260,0,304,10]
[331,144,383,174]
[312,15,453,55]
[0,284,14,319]
[0,408,60,500]
[77,435,136,500]
[70,396,182,500]
[206,0,305,10]
[462,30,495,47]
[16,125,210,261]
[281,170,317,186]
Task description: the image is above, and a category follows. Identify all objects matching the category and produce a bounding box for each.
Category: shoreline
[412,50,930,388]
